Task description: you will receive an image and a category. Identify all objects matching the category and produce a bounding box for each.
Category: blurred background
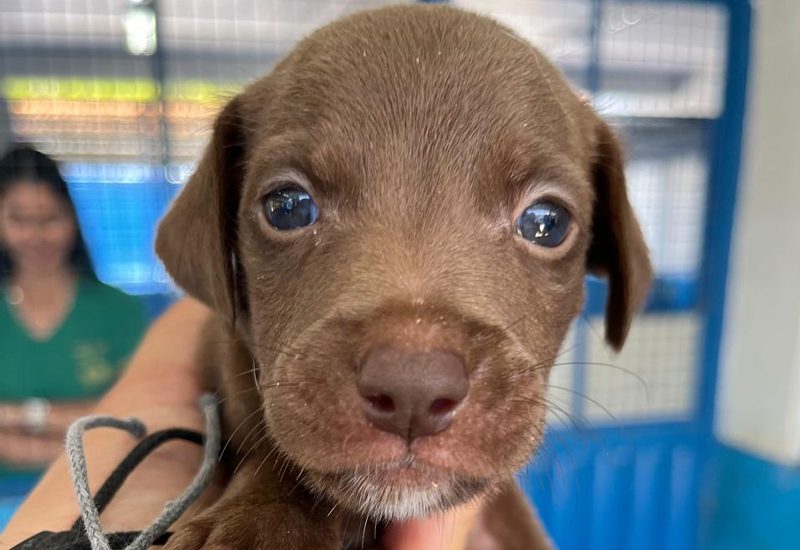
[0,0,797,548]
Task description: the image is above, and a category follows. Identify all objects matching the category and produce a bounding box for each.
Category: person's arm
[1,297,211,547]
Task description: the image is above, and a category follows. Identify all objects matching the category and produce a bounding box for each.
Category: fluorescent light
[124,5,157,56]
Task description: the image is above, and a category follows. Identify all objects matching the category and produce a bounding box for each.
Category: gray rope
[66,416,147,550]
[65,394,220,550]
[126,394,220,550]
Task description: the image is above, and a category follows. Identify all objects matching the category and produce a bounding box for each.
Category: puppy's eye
[516,200,571,247]
[263,186,319,230]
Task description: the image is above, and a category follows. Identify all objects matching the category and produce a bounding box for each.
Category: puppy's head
[157,5,651,521]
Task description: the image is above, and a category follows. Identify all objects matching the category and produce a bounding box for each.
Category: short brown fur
[156,5,651,549]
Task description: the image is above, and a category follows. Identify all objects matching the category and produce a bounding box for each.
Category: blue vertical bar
[629,444,671,550]
[696,0,752,431]
[666,444,696,550]
[590,446,634,550]
[695,1,753,547]
[550,449,593,550]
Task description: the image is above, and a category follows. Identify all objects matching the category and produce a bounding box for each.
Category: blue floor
[701,444,800,550]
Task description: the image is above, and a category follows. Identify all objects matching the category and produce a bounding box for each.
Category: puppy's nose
[357,346,469,439]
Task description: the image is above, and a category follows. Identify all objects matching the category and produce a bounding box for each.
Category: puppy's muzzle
[357,346,469,439]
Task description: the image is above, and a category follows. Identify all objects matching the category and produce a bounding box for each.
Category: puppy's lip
[354,454,473,482]
[372,453,422,471]
[343,456,470,488]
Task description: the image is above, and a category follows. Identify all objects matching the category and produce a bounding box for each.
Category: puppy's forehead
[241,6,595,201]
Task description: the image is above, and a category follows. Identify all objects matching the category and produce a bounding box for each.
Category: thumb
[381,499,483,550]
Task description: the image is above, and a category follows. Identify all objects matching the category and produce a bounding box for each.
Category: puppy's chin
[305,460,490,521]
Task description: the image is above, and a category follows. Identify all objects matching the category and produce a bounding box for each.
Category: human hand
[383,498,484,550]
[0,401,100,467]
[0,431,63,467]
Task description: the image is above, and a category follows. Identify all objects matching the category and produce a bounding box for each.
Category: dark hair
[0,144,96,279]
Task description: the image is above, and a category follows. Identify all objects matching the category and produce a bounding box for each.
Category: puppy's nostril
[429,398,457,416]
[358,346,469,438]
[366,394,395,413]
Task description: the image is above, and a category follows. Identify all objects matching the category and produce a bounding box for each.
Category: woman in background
[0,145,147,473]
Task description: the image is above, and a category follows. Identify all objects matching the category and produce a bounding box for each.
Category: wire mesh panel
[597,1,727,118]
[584,312,701,422]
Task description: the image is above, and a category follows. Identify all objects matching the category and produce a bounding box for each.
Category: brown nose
[357,346,469,439]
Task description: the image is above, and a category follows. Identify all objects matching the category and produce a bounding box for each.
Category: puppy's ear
[156,96,246,321]
[587,119,652,350]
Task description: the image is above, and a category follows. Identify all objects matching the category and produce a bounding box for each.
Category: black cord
[11,428,205,550]
[71,428,204,532]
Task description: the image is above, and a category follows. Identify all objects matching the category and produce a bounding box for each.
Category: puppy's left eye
[263,186,319,230]
[516,200,571,247]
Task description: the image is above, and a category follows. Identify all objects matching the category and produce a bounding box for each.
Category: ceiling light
[124,4,157,56]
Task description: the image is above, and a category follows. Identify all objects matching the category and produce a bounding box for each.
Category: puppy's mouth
[354,453,461,486]
[306,452,490,521]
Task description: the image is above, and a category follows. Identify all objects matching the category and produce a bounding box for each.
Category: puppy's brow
[248,131,362,199]
[262,167,312,189]
[249,133,310,173]
[306,137,363,195]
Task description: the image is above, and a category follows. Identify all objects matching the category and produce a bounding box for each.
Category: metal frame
[696,0,752,435]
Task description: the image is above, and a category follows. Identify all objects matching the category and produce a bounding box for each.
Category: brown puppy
[156,5,651,549]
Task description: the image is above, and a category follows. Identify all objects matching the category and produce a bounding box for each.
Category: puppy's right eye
[263,186,319,230]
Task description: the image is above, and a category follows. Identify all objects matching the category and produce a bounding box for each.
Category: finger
[382,498,483,550]
[382,513,457,550]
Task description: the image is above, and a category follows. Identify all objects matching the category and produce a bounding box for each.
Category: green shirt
[0,278,147,401]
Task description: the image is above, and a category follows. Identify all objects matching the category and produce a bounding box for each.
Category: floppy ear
[587,119,652,350]
[156,96,246,321]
